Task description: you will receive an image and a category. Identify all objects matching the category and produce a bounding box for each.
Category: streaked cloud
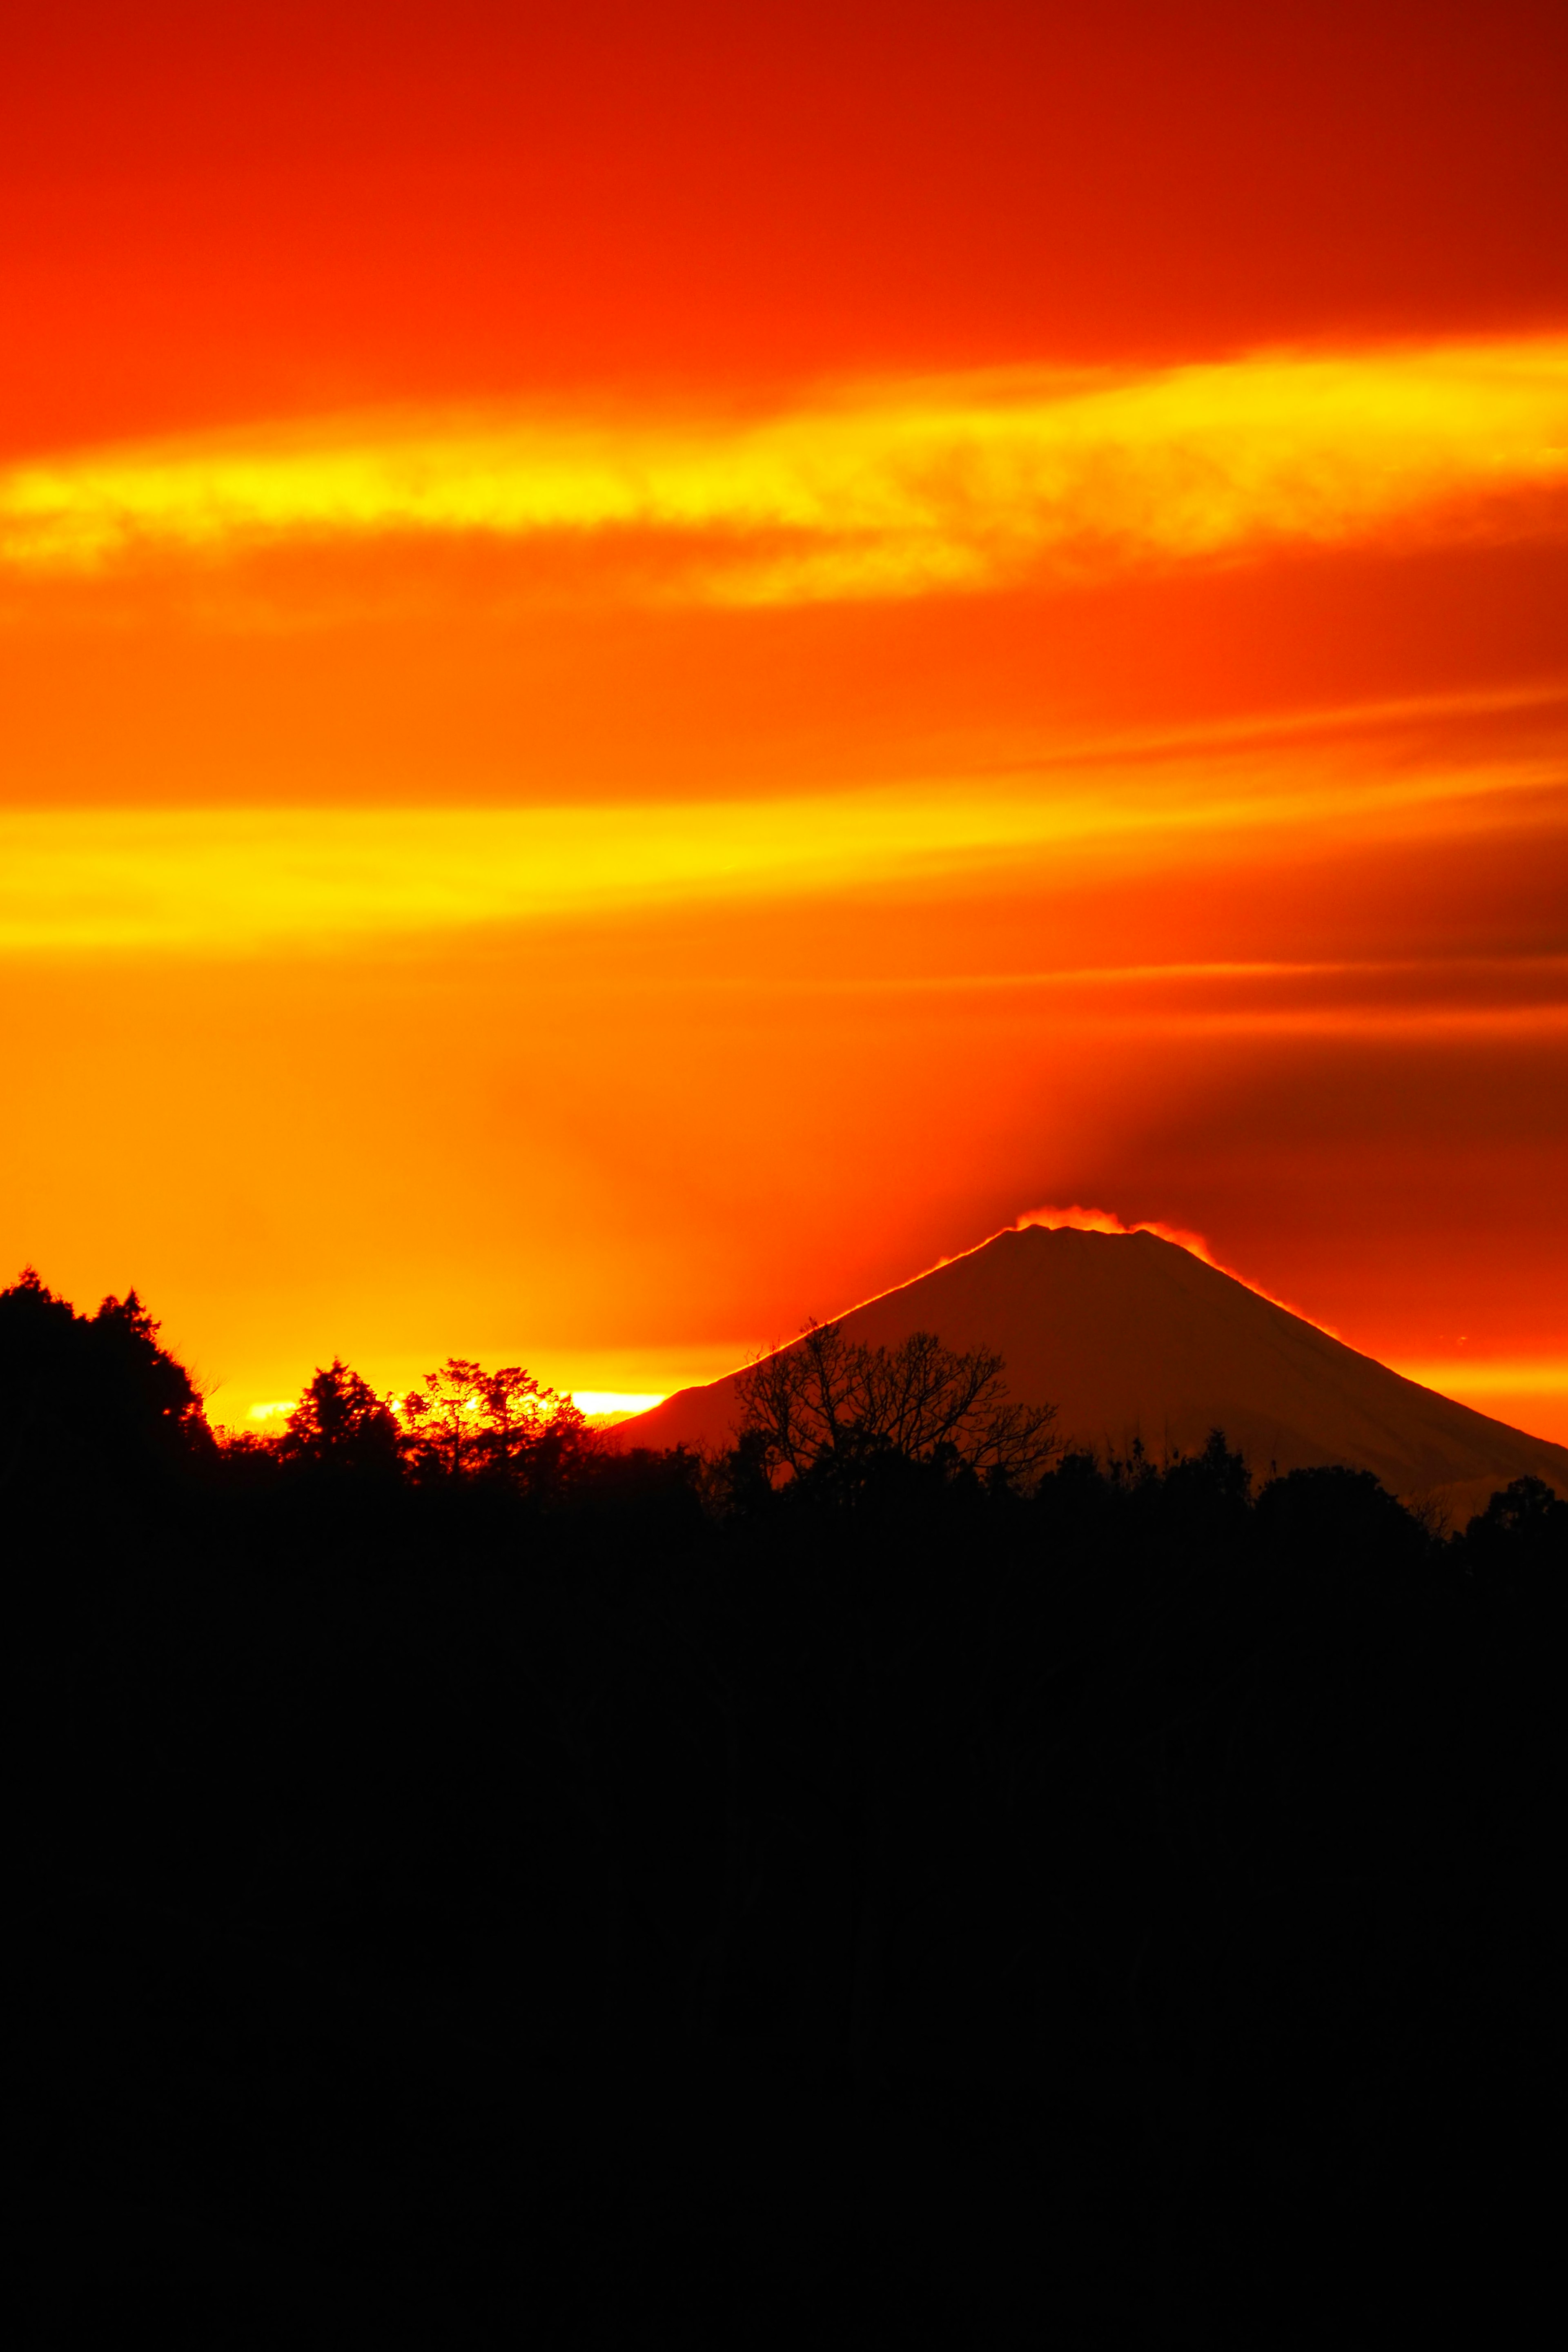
[2,719,1561,956]
[5,337,1568,607]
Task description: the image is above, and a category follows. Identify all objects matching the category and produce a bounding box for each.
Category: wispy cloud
[2,706,1562,956]
[3,715,1561,964]
[5,338,1568,606]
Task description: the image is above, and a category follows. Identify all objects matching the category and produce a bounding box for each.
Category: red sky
[3,1,1566,1440]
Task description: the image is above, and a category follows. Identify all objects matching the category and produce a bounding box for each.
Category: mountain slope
[615,1226,1568,1503]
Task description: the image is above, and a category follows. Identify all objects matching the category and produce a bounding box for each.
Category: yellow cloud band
[5,336,1568,601]
[0,738,1560,956]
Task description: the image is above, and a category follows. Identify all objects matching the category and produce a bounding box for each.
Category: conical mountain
[615,1225,1568,1510]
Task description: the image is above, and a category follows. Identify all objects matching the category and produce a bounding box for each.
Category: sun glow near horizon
[232,1382,668,1431]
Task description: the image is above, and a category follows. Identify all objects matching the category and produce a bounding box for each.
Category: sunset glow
[3,2,1565,1442]
[570,1392,668,1420]
[14,18,1565,2321]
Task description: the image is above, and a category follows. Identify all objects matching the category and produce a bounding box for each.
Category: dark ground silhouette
[11,1275,1562,2343]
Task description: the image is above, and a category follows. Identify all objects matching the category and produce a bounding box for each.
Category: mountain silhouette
[616,1225,1568,1507]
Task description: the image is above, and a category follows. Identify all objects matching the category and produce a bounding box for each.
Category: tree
[479,1363,594,1494]
[0,1267,208,1496]
[277,1359,402,1477]
[1463,1474,1568,1572]
[1254,1460,1428,1570]
[733,1319,1058,1491]
[400,1357,593,1489]
[400,1357,491,1480]
[89,1288,208,1451]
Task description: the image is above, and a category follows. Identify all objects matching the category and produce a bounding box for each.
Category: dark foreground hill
[618,1223,1568,1507]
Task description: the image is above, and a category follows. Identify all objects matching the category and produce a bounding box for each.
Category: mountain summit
[615,1226,1568,1509]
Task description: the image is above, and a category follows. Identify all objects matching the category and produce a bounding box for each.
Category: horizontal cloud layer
[5,337,1568,604]
[2,719,1561,956]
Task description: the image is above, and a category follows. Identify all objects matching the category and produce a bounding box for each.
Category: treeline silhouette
[13,1271,1562,2343]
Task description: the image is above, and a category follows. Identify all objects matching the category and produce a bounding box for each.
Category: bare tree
[734,1319,1058,1489]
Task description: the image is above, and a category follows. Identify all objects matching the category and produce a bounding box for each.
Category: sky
[3,0,1566,1440]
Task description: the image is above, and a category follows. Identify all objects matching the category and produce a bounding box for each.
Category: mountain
[612,1226,1568,1510]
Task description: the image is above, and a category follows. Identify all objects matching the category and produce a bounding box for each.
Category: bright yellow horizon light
[570,1392,668,1418]
[1396,1357,1568,1397]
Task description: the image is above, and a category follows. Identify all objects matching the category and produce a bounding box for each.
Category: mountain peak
[615,1225,1568,1510]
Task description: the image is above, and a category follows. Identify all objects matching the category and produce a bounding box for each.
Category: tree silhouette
[400,1356,491,1479]
[1255,1458,1430,1571]
[277,1357,401,1476]
[90,1288,207,1447]
[0,1266,207,1499]
[401,1356,594,1490]
[480,1363,593,1495]
[734,1317,1058,1490]
[1464,1471,1568,1572]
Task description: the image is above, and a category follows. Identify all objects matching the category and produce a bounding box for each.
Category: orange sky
[3,1,1566,1440]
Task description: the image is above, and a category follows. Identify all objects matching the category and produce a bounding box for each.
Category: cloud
[1013,1205,1339,1330]
[1015,1201,1219,1258]
[5,337,1568,608]
[2,702,1563,957]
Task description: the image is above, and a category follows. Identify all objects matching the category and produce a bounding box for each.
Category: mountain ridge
[612,1225,1568,1512]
